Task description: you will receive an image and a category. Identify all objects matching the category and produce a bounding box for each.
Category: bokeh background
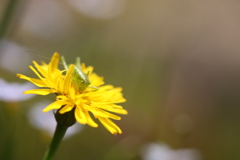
[1,0,240,159]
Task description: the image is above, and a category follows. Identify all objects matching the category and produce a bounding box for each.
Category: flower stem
[0,0,18,39]
[42,124,68,160]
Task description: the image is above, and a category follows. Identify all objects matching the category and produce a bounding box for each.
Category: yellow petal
[112,98,127,104]
[75,107,87,124]
[98,85,114,91]
[49,52,60,73]
[81,63,94,74]
[43,101,66,112]
[107,108,128,115]
[69,86,75,99]
[89,73,104,87]
[57,95,69,101]
[90,108,121,120]
[63,65,74,93]
[59,104,74,114]
[100,110,122,120]
[90,103,127,115]
[29,66,44,80]
[112,109,127,115]
[98,117,122,135]
[48,61,53,81]
[109,87,123,93]
[110,104,123,109]
[53,72,65,93]
[32,61,48,78]
[84,110,98,127]
[16,74,46,87]
[24,89,53,95]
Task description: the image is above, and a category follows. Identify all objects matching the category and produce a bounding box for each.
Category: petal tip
[23,91,30,94]
[53,52,60,58]
[42,109,48,112]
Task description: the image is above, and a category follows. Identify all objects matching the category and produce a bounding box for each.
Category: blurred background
[1,0,240,159]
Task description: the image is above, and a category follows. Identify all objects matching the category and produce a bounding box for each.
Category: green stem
[42,124,68,160]
[0,0,18,39]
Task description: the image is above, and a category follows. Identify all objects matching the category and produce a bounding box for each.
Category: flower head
[17,52,127,134]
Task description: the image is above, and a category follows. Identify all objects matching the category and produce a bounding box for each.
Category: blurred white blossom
[0,40,31,73]
[67,0,127,19]
[0,78,35,102]
[28,101,84,138]
[141,143,201,160]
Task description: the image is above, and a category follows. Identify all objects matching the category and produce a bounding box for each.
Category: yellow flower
[17,53,63,95]
[17,52,127,134]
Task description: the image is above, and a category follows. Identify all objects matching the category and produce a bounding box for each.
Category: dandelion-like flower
[17,52,127,134]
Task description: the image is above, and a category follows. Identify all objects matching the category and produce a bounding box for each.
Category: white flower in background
[141,143,202,160]
[20,0,74,40]
[28,101,84,138]
[0,40,31,73]
[67,0,127,19]
[0,78,35,102]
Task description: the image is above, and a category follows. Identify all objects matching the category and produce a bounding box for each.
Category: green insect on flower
[61,56,98,92]
[17,52,127,135]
